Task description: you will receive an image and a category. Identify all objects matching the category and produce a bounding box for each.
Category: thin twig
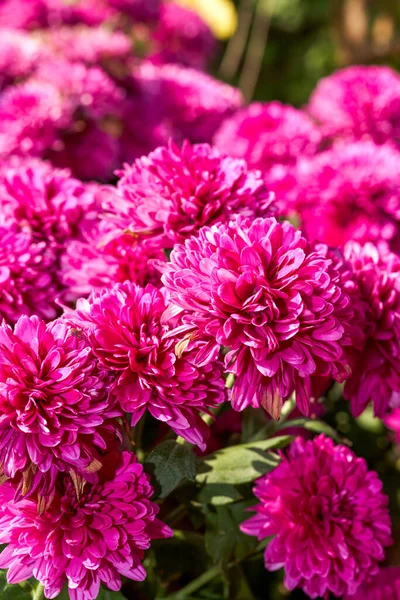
[219,0,255,80]
[239,0,276,102]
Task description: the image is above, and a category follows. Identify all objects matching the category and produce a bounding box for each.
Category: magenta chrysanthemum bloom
[0,314,121,498]
[46,26,132,68]
[151,2,215,70]
[0,80,65,158]
[344,567,400,600]
[0,217,59,323]
[0,159,96,246]
[70,282,226,449]
[214,101,321,171]
[162,217,360,417]
[241,435,392,598]
[115,141,274,247]
[121,62,243,160]
[343,242,400,417]
[0,0,59,30]
[60,219,164,300]
[0,29,46,90]
[308,65,400,145]
[293,141,400,249]
[35,60,124,121]
[0,450,172,599]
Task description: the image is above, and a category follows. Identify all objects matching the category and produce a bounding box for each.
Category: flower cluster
[0,3,399,599]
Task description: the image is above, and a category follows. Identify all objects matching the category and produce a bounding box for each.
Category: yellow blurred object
[176,0,238,40]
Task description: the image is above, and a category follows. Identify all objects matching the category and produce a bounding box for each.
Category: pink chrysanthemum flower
[60,218,164,300]
[121,62,243,160]
[150,2,215,70]
[0,0,59,30]
[59,0,115,27]
[0,451,172,600]
[214,101,321,171]
[0,29,46,90]
[0,217,59,323]
[0,314,121,499]
[385,409,400,446]
[70,282,226,449]
[115,141,275,247]
[46,26,132,68]
[162,217,361,417]
[293,141,400,249]
[308,65,400,145]
[0,159,96,246]
[241,435,392,598]
[344,567,400,600]
[343,242,400,417]
[35,60,124,121]
[0,80,66,158]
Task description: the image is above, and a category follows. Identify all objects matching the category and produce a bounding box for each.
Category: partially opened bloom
[115,141,274,247]
[70,282,226,449]
[344,567,400,600]
[0,451,172,600]
[0,315,121,499]
[293,141,400,249]
[162,217,360,417]
[214,101,321,172]
[241,435,392,598]
[343,242,400,417]
[308,65,400,145]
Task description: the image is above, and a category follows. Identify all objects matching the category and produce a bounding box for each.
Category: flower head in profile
[241,435,392,598]
[308,65,400,145]
[0,315,121,499]
[293,141,400,249]
[162,217,360,418]
[115,140,275,247]
[343,242,400,417]
[214,101,321,171]
[344,567,400,600]
[70,282,226,450]
[0,451,172,600]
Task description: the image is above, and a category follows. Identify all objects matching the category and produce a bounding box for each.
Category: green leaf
[276,418,342,441]
[205,504,257,566]
[145,440,196,498]
[198,483,242,506]
[197,436,291,485]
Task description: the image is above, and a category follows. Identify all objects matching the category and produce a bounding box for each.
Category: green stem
[32,583,44,600]
[162,566,219,600]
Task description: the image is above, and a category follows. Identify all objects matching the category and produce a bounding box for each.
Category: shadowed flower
[115,140,274,247]
[343,242,400,417]
[345,567,400,600]
[308,65,400,145]
[293,141,400,250]
[0,315,121,499]
[162,217,360,418]
[0,451,172,600]
[70,282,226,450]
[241,435,392,598]
[150,2,215,70]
